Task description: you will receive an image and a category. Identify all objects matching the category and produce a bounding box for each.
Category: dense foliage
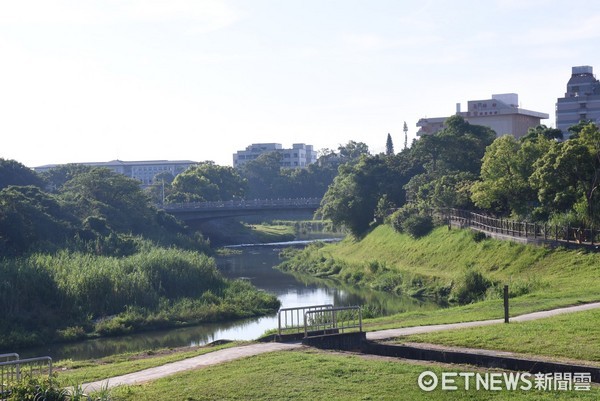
[0,164,279,348]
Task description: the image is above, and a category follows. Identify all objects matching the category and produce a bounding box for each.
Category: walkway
[82,302,600,393]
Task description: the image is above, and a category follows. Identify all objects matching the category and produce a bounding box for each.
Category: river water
[19,241,439,361]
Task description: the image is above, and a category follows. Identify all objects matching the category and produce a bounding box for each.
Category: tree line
[317,116,600,238]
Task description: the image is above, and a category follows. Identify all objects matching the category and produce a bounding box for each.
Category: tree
[471,135,551,216]
[385,133,394,156]
[0,159,44,190]
[318,152,421,237]
[407,115,496,211]
[169,162,246,203]
[0,186,73,255]
[337,140,370,161]
[60,168,157,234]
[530,123,600,225]
[38,163,92,193]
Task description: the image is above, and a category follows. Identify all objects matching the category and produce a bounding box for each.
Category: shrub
[451,270,492,305]
[402,214,434,238]
[471,230,488,242]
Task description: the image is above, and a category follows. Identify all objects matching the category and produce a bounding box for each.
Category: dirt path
[82,301,600,393]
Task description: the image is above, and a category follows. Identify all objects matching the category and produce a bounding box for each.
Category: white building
[417,93,549,139]
[556,66,600,135]
[233,143,317,169]
[35,160,196,185]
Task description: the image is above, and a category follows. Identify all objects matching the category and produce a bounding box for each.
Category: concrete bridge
[161,198,322,221]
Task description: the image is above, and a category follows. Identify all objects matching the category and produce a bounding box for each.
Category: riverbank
[278,225,600,326]
[60,302,600,398]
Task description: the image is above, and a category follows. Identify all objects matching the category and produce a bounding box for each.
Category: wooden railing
[441,209,598,247]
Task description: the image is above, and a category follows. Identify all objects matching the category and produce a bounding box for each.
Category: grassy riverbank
[0,245,280,349]
[106,349,598,400]
[398,308,600,364]
[278,225,600,326]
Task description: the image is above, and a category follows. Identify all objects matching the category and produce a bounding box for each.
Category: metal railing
[304,306,362,338]
[0,356,53,396]
[163,197,322,211]
[278,304,334,336]
[442,208,599,247]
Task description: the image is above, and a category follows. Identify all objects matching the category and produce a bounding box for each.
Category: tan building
[35,159,196,185]
[417,93,549,139]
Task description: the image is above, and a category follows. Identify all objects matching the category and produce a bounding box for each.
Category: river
[18,241,439,361]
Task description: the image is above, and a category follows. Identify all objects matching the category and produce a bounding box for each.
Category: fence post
[534,223,537,239]
[544,224,547,241]
[555,224,558,242]
[592,226,595,246]
[567,224,570,243]
[504,285,510,323]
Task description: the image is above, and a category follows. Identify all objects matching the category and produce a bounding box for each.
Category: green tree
[319,152,420,237]
[239,152,283,199]
[0,186,73,255]
[60,168,157,234]
[169,162,246,203]
[385,133,394,156]
[471,135,551,216]
[531,123,600,225]
[0,159,44,190]
[38,163,92,193]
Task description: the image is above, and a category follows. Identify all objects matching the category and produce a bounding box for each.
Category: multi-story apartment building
[34,160,196,185]
[233,143,317,169]
[417,93,548,139]
[556,65,600,136]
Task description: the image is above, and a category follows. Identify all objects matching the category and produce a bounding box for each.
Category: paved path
[82,301,600,392]
[366,301,600,340]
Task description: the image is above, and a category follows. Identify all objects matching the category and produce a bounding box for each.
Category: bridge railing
[0,356,53,396]
[304,306,362,338]
[278,304,334,336]
[162,197,322,211]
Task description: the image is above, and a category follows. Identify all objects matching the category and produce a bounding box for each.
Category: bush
[389,204,419,233]
[471,230,488,242]
[451,270,492,305]
[402,214,434,238]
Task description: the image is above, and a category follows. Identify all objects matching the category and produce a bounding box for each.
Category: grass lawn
[109,350,599,400]
[395,308,600,364]
[55,342,242,384]
[283,225,600,331]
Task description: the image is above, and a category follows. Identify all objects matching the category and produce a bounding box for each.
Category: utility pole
[403,121,408,150]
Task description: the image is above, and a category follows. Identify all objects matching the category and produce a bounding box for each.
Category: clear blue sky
[2,0,600,168]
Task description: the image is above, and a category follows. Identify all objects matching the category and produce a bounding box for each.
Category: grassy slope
[110,350,599,400]
[286,225,600,328]
[400,308,600,364]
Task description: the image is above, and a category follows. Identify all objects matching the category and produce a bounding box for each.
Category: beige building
[417,93,549,139]
[35,160,196,186]
[233,143,317,169]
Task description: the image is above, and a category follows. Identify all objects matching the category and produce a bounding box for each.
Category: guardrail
[304,306,362,338]
[163,197,322,211]
[0,356,53,397]
[442,208,599,247]
[278,304,334,336]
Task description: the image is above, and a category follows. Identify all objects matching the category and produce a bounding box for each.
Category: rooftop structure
[233,143,317,169]
[417,93,549,139]
[34,159,196,185]
[556,65,600,135]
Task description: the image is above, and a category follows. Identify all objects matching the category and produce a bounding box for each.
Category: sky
[2,0,600,168]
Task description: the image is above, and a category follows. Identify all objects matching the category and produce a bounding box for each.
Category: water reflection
[18,242,439,361]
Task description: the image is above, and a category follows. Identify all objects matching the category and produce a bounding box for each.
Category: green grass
[245,223,296,242]
[280,225,600,330]
[55,342,243,384]
[395,309,600,364]
[109,350,599,400]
